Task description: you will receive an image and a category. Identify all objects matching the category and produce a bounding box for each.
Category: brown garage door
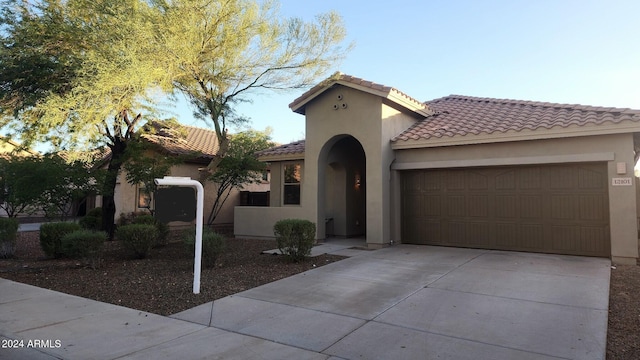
[402,163,610,257]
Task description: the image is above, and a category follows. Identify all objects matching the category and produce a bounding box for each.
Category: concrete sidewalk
[1,245,610,359]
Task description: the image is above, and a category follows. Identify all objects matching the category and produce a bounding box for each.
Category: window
[283,163,301,205]
[137,185,152,209]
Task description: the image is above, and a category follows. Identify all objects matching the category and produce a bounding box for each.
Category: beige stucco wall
[393,133,639,264]
[235,85,421,245]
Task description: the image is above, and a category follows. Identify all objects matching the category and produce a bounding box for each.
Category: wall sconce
[355,174,361,188]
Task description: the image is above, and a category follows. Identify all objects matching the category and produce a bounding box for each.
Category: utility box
[155,187,197,223]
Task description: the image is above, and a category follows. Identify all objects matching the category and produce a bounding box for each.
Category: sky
[177,0,640,145]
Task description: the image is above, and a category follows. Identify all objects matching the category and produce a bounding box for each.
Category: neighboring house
[0,137,38,159]
[95,122,269,227]
[235,73,640,265]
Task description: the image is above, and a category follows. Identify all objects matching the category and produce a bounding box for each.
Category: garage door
[402,163,610,257]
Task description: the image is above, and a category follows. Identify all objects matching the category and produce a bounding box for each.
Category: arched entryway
[320,135,366,239]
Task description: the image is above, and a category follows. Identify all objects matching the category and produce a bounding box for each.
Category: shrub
[40,222,82,258]
[132,215,170,247]
[184,227,225,268]
[80,207,102,230]
[274,219,316,262]
[117,224,157,259]
[0,218,19,258]
[116,211,149,226]
[60,230,106,268]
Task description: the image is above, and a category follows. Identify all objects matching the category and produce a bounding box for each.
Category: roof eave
[290,79,432,117]
[257,153,305,162]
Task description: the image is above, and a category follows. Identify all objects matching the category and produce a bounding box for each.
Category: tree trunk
[102,138,127,240]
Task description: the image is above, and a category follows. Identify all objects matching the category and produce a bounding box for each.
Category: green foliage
[39,222,83,258]
[123,120,191,193]
[0,218,19,258]
[80,207,103,230]
[0,154,97,220]
[118,212,170,247]
[273,219,316,262]
[207,128,275,224]
[0,156,49,217]
[38,154,99,220]
[184,227,225,268]
[60,230,106,268]
[0,0,171,150]
[117,224,158,259]
[87,207,103,218]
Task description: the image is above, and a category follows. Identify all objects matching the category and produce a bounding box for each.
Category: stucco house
[235,73,640,265]
[96,122,269,227]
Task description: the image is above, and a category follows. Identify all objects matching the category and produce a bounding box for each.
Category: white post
[154,176,204,294]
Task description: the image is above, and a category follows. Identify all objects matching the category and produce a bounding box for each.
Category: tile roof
[142,121,219,158]
[392,95,640,142]
[255,140,305,158]
[97,122,219,166]
[289,72,432,116]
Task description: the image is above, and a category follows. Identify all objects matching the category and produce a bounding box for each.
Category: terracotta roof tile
[143,122,219,158]
[256,140,305,158]
[392,95,640,142]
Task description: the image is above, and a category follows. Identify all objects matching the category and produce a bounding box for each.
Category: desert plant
[117,224,157,259]
[80,207,103,230]
[273,219,316,262]
[60,230,106,268]
[40,222,82,258]
[133,214,170,247]
[0,217,19,258]
[184,227,225,268]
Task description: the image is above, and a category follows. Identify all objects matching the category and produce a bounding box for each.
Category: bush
[132,215,170,247]
[0,218,19,258]
[274,219,316,262]
[86,207,102,217]
[60,230,106,268]
[40,222,82,258]
[117,224,157,259]
[184,227,225,268]
[80,207,103,230]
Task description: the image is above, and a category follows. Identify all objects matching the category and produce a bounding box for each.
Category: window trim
[282,162,302,206]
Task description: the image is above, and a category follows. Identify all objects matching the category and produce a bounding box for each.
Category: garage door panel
[519,167,542,189]
[446,171,465,190]
[424,195,441,216]
[520,195,544,218]
[495,170,516,190]
[468,195,489,217]
[495,195,517,218]
[402,163,610,257]
[467,222,491,246]
[579,167,607,189]
[579,195,607,220]
[550,195,577,220]
[447,195,466,216]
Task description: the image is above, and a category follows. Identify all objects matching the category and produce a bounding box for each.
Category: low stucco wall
[234,206,311,239]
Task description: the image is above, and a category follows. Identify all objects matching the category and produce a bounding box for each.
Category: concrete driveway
[1,245,610,359]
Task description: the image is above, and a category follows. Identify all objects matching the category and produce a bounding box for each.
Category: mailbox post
[154,176,204,294]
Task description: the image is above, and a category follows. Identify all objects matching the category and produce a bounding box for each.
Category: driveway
[1,245,609,359]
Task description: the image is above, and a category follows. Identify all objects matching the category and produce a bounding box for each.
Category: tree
[38,154,100,220]
[0,0,348,233]
[151,0,349,172]
[0,0,172,237]
[207,128,274,224]
[0,156,48,217]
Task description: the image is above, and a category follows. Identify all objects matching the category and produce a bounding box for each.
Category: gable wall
[302,85,420,245]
